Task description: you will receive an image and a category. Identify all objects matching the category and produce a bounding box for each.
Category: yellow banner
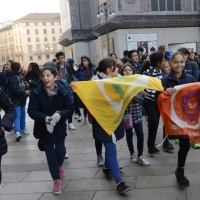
[73,75,164,135]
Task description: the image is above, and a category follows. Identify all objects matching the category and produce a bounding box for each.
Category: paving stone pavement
[1,110,200,200]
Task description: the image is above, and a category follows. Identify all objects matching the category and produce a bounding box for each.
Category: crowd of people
[0,45,199,195]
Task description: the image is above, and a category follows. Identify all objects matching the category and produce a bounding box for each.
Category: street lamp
[97,2,115,56]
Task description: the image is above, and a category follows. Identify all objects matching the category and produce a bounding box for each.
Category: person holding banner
[161,51,195,187]
[120,63,150,166]
[92,58,131,194]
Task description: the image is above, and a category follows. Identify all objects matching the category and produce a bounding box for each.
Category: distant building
[59,0,200,64]
[0,13,63,70]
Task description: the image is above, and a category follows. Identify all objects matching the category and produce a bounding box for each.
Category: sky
[0,0,60,22]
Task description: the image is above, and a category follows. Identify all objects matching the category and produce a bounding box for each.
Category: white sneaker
[74,114,78,119]
[21,129,30,135]
[84,116,89,124]
[65,153,69,159]
[16,132,22,141]
[130,153,138,163]
[69,123,76,130]
[78,116,82,122]
[138,156,150,166]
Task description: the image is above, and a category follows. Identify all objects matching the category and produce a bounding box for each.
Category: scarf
[45,83,58,97]
[83,66,92,81]
[92,72,111,80]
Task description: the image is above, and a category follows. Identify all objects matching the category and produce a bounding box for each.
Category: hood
[34,80,67,96]
[6,71,20,77]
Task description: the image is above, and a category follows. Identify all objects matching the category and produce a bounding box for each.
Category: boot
[175,167,189,187]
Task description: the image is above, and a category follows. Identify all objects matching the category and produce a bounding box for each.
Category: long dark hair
[27,62,41,80]
[81,56,93,67]
[140,52,164,74]
[94,58,117,75]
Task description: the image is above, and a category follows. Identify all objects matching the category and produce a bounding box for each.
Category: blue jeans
[104,142,122,184]
[44,140,66,180]
[125,122,144,157]
[14,105,26,134]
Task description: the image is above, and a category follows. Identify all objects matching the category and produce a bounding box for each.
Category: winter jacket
[25,72,39,93]
[8,71,27,106]
[91,72,124,143]
[28,81,74,144]
[0,89,16,155]
[161,69,195,90]
[128,61,142,74]
[56,62,74,84]
[184,59,199,81]
[75,65,95,81]
[0,70,13,94]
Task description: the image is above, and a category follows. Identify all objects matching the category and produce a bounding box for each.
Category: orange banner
[158,82,200,143]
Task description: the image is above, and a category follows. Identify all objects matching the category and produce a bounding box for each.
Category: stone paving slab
[0,194,42,200]
[2,172,30,183]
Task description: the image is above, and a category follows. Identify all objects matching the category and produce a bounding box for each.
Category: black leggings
[95,140,103,156]
[143,99,160,149]
[178,138,190,168]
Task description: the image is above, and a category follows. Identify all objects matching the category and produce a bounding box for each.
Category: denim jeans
[44,139,66,180]
[14,105,26,134]
[125,122,144,157]
[104,142,122,184]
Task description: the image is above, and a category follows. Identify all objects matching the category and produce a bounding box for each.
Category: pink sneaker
[59,167,65,180]
[53,179,61,195]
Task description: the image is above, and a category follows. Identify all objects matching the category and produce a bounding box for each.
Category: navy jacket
[184,59,199,81]
[161,69,195,90]
[56,62,74,84]
[28,81,74,144]
[0,89,16,155]
[128,61,141,74]
[75,65,95,81]
[8,71,27,106]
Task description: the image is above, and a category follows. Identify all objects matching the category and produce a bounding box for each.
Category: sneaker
[21,129,30,135]
[103,168,114,181]
[74,114,78,119]
[68,123,76,130]
[65,153,69,159]
[117,182,131,194]
[97,155,104,167]
[59,167,65,180]
[138,156,150,166]
[16,132,22,141]
[84,116,89,124]
[175,139,179,144]
[153,146,160,154]
[53,179,61,195]
[78,116,82,122]
[130,153,138,163]
[163,140,175,152]
[191,142,200,149]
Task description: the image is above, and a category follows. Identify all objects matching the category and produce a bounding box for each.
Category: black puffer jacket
[0,89,17,155]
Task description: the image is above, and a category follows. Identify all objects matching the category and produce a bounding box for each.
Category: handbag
[123,103,133,129]
[37,94,62,151]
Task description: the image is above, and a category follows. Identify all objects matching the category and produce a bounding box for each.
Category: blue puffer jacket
[161,69,195,90]
[8,71,27,106]
[184,59,199,81]
[28,81,74,144]
[75,65,95,81]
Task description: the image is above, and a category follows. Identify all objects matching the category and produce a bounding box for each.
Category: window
[45,44,48,51]
[28,45,32,52]
[16,46,18,53]
[53,44,57,50]
[16,39,18,44]
[20,46,22,52]
[38,55,41,60]
[19,38,21,43]
[27,37,31,43]
[29,56,33,61]
[27,29,30,35]
[44,37,48,42]
[26,23,29,26]
[51,22,54,25]
[60,28,62,34]
[46,55,50,60]
[151,0,181,11]
[43,22,46,26]
[36,45,41,51]
[52,36,56,42]
[52,29,55,34]
[35,29,38,34]
[36,37,39,42]
[43,29,47,34]
[35,22,38,26]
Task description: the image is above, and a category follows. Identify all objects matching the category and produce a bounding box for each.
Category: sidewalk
[1,112,200,200]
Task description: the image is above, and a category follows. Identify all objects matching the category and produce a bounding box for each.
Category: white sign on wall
[168,43,196,53]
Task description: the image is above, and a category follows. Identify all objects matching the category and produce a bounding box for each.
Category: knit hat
[67,58,74,66]
[165,50,173,59]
